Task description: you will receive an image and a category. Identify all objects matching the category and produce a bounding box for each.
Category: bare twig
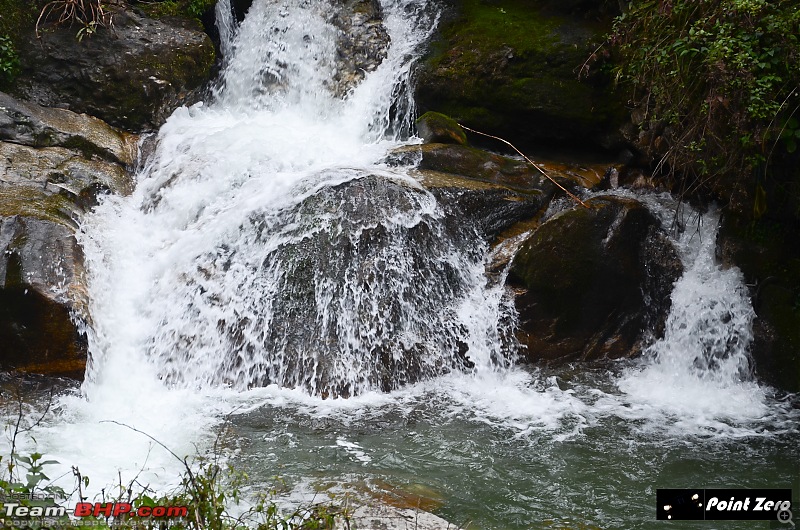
[457,123,590,208]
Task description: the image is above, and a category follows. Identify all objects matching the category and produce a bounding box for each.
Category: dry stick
[457,123,590,208]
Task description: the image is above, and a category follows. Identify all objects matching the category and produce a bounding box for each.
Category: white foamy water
[3,0,797,518]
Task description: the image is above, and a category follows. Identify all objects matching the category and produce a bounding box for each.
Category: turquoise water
[224,364,800,529]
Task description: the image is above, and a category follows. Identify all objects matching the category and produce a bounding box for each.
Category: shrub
[610,0,800,211]
[0,34,19,84]
[136,0,217,20]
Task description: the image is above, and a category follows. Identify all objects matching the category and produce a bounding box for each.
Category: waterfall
[6,0,795,515]
[77,0,512,401]
[599,195,783,432]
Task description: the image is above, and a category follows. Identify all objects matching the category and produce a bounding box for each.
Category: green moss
[415,111,468,145]
[0,187,75,226]
[0,0,38,44]
[441,0,560,58]
[139,0,216,21]
[417,0,626,147]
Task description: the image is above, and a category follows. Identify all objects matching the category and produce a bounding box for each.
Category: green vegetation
[610,0,800,211]
[0,452,349,529]
[0,411,347,530]
[0,0,37,85]
[0,34,18,84]
[137,0,217,20]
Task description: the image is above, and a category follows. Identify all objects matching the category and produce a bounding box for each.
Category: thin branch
[457,123,590,208]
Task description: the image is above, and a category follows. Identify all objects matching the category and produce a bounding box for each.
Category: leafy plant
[0,34,19,83]
[609,0,800,212]
[137,0,216,20]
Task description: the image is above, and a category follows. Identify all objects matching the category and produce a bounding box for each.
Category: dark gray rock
[13,5,215,131]
[0,216,87,377]
[507,195,683,364]
[716,213,800,392]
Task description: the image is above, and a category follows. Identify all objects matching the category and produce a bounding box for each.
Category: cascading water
[4,0,797,526]
[596,194,784,433]
[78,0,509,400]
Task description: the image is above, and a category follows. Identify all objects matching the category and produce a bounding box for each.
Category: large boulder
[415,0,626,152]
[716,213,800,392]
[149,174,492,397]
[11,4,215,131]
[0,92,135,377]
[507,195,683,364]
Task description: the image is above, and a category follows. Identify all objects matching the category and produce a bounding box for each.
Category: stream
[2,0,798,528]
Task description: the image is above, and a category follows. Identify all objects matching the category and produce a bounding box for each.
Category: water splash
[79,0,510,402]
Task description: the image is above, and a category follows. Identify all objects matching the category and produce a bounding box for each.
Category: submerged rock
[0,93,135,377]
[151,174,505,397]
[507,196,683,364]
[12,5,215,131]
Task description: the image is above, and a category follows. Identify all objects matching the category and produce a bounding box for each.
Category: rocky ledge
[0,92,137,377]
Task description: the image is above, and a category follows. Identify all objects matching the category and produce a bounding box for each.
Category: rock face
[0,92,137,166]
[507,196,683,364]
[12,5,215,131]
[716,214,800,392]
[0,217,87,378]
[0,92,135,377]
[415,0,625,151]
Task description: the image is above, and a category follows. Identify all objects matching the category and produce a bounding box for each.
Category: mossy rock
[11,4,215,131]
[507,196,682,364]
[415,0,626,152]
[416,111,468,145]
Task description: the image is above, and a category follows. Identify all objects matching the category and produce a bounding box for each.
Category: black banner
[657,488,793,521]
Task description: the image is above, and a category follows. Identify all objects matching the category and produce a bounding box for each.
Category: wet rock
[0,93,135,377]
[0,216,87,378]
[415,0,626,151]
[716,214,800,392]
[388,142,604,201]
[155,174,493,397]
[348,504,454,530]
[12,5,215,131]
[415,111,468,145]
[329,0,390,95]
[0,91,137,165]
[507,196,683,364]
[388,143,547,189]
[424,173,550,241]
[0,142,131,200]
